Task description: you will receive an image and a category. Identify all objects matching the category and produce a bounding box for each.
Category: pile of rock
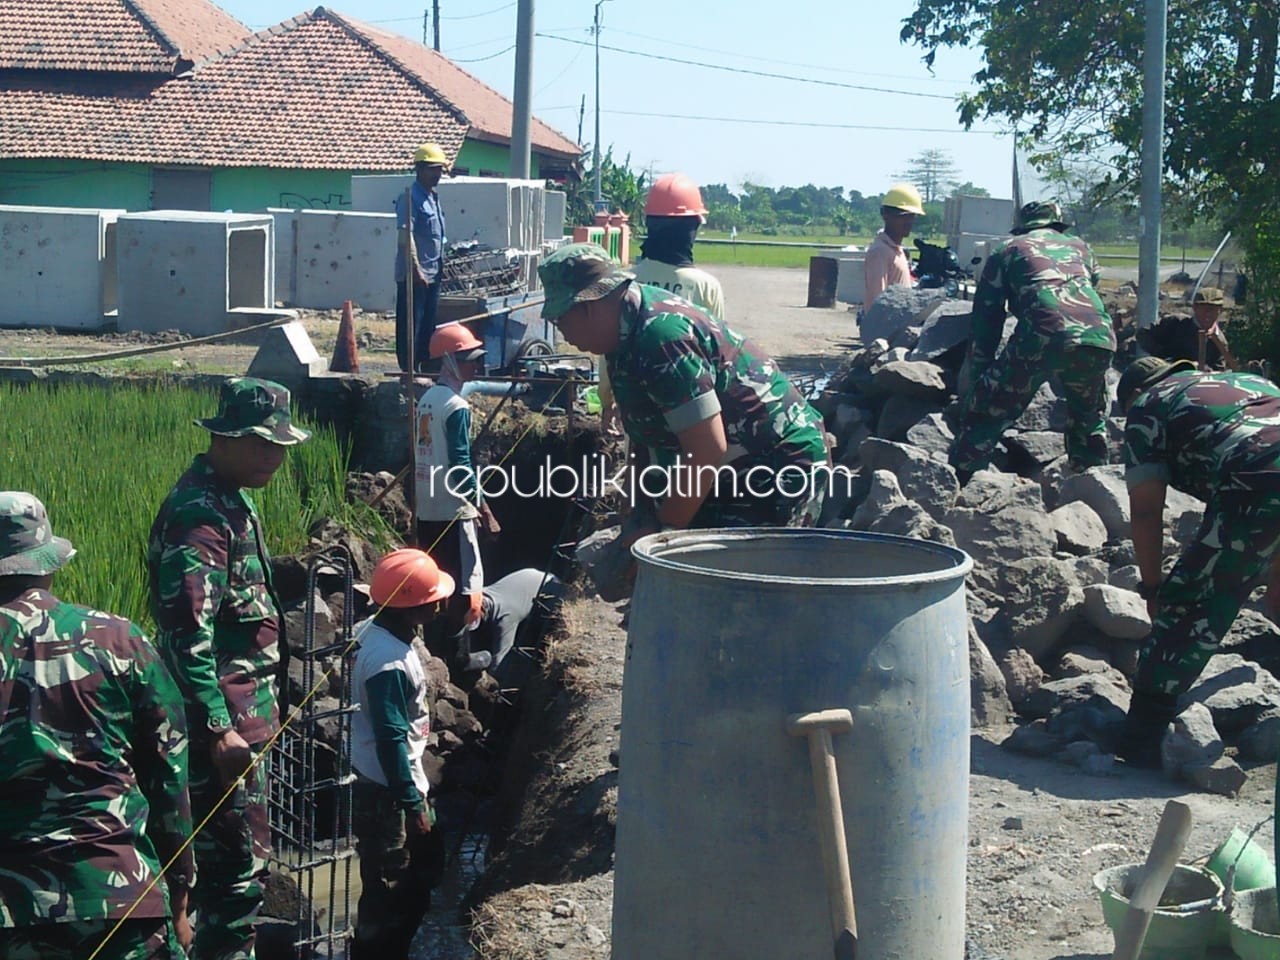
[814,286,1280,795]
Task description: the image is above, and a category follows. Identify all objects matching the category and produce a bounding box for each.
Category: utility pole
[510,0,534,178]
[423,9,428,46]
[577,94,586,148]
[592,0,612,212]
[432,0,441,51]
[1138,0,1166,329]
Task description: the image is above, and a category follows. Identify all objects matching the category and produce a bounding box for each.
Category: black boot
[1117,690,1179,769]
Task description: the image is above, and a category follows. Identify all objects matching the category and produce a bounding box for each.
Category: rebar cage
[267,548,358,958]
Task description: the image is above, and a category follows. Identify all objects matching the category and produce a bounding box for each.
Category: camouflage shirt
[1124,371,1280,500]
[972,228,1116,369]
[606,283,828,474]
[148,454,283,744]
[0,589,193,925]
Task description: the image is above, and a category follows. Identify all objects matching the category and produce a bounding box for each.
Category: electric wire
[536,34,961,100]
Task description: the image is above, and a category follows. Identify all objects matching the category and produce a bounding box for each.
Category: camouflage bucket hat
[0,491,76,576]
[1192,286,1224,305]
[537,242,634,320]
[1117,356,1196,410]
[1014,200,1068,233]
[196,377,311,446]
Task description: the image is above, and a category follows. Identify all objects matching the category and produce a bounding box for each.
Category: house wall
[0,160,152,209]
[455,139,544,178]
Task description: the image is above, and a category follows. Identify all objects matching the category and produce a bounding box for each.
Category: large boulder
[851,471,955,545]
[858,437,959,516]
[1012,382,1066,432]
[908,300,975,361]
[955,469,1045,514]
[878,395,943,442]
[999,648,1045,706]
[970,627,1014,727]
[905,412,955,462]
[1004,431,1066,466]
[1081,584,1151,640]
[1059,466,1130,540]
[871,360,950,400]
[1183,653,1280,734]
[1161,702,1224,774]
[859,286,947,343]
[1019,673,1131,721]
[999,556,1085,661]
[945,505,1057,573]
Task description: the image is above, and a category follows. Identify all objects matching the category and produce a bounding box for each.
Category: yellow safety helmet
[413,143,449,167]
[882,183,925,216]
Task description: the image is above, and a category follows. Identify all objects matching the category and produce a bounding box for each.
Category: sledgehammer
[786,708,858,960]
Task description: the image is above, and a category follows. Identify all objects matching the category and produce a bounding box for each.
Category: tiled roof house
[0,1,582,211]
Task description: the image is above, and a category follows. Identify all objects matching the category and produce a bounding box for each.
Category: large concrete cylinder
[614,529,973,960]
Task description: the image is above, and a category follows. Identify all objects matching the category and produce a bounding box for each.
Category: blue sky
[217,0,1020,198]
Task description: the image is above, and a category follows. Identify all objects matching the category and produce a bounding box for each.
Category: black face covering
[639,216,699,267]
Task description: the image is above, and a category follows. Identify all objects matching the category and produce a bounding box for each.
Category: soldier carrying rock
[1116,357,1280,767]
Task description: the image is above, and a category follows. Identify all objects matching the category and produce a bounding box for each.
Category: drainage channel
[411,832,490,958]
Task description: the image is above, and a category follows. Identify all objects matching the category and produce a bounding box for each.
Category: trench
[251,395,619,960]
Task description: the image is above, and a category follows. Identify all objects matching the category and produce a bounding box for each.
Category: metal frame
[267,547,358,958]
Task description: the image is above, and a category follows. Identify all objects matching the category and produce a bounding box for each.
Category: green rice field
[0,380,389,627]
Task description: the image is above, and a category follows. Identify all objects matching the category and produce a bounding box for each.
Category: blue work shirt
[394,181,447,283]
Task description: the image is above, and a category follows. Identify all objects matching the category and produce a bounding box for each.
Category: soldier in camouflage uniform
[1115,357,1280,766]
[0,492,194,960]
[148,378,309,960]
[950,201,1116,484]
[538,242,831,535]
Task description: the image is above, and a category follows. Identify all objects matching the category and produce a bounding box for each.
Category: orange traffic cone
[330,299,360,373]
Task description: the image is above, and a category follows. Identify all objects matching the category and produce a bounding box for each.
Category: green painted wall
[455,139,543,178]
[0,138,552,214]
[211,168,367,212]
[0,160,152,210]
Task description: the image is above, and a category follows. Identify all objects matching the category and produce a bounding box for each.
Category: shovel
[1110,799,1194,960]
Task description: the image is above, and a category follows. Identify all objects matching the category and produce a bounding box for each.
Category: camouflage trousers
[188,739,271,960]
[351,778,445,959]
[0,917,183,960]
[951,335,1112,474]
[1135,489,1280,698]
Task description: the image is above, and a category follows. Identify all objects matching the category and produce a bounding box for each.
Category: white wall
[0,204,123,329]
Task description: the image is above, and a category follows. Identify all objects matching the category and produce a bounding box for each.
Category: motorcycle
[913,238,970,298]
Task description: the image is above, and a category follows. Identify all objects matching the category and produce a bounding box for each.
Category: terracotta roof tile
[0,7,578,170]
[0,15,468,170]
[331,10,582,160]
[0,0,249,74]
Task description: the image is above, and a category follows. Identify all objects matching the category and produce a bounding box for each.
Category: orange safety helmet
[645,173,708,219]
[428,323,486,360]
[369,548,456,608]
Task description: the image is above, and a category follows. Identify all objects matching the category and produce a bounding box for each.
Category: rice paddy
[0,379,389,628]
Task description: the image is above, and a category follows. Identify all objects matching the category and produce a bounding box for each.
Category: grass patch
[0,380,390,627]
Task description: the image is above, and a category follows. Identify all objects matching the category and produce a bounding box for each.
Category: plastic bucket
[1094,863,1224,960]
[1230,887,1280,960]
[1208,828,1277,944]
[580,385,601,415]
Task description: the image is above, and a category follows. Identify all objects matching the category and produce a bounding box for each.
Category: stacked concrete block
[0,204,124,329]
[544,190,567,242]
[263,208,299,305]
[835,253,867,305]
[116,211,276,336]
[293,211,396,312]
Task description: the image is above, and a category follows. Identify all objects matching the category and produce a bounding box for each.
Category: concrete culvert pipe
[614,528,973,960]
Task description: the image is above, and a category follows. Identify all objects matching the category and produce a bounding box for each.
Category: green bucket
[581,385,602,415]
[1094,863,1224,960]
[1209,828,1277,945]
[1230,887,1280,960]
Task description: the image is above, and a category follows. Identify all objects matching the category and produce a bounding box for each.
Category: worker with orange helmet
[413,322,493,675]
[596,174,728,434]
[633,173,726,321]
[350,548,452,957]
[864,182,925,306]
[395,142,451,372]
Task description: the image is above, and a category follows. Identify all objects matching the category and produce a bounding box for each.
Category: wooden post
[404,186,418,547]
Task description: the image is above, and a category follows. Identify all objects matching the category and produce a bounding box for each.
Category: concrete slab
[247,321,327,383]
